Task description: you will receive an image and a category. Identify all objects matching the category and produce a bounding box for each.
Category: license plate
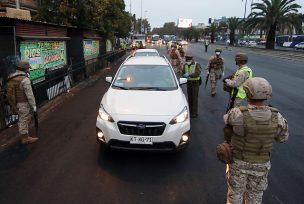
[130,136,153,145]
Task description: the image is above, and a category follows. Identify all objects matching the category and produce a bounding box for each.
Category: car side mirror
[105,76,113,84]
[179,78,187,85]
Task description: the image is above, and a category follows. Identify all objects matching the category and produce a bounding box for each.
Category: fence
[0,50,126,131]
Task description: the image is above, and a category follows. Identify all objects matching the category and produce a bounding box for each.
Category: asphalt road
[0,44,303,204]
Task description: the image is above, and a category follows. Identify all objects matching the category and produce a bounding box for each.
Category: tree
[227,17,241,45]
[246,0,301,49]
[35,0,132,38]
[206,23,220,43]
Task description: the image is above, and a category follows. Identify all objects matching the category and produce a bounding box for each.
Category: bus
[290,35,304,48]
[152,34,160,44]
[275,35,290,47]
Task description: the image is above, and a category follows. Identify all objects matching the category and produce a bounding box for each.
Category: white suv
[96,56,190,151]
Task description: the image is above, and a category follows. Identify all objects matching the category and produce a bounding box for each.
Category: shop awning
[17,35,71,40]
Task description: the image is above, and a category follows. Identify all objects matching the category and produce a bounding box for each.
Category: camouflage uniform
[170,46,183,73]
[8,70,36,135]
[206,55,224,95]
[223,77,289,204]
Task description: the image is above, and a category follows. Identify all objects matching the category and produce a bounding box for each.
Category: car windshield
[112,65,177,91]
[134,52,159,56]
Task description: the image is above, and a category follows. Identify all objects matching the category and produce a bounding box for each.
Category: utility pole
[16,0,20,9]
[141,0,143,34]
[130,0,132,15]
[244,0,248,19]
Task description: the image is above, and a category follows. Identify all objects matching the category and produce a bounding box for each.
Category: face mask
[215,52,221,56]
[186,61,192,65]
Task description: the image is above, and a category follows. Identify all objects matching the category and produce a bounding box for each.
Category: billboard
[83,39,100,59]
[20,41,67,82]
[177,18,193,28]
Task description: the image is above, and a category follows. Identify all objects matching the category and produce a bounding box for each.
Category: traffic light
[208,18,212,24]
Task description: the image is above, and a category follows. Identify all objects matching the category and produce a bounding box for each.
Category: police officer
[224,53,253,107]
[206,48,225,96]
[223,77,289,204]
[183,55,202,118]
[6,60,38,144]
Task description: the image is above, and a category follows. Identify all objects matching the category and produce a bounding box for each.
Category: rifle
[33,111,38,137]
[205,66,211,88]
[226,88,238,113]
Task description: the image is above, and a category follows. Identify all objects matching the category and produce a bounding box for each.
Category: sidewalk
[0,55,127,153]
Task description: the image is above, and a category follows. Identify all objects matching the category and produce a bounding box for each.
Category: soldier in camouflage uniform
[224,53,253,107]
[223,77,289,204]
[7,60,38,144]
[206,48,225,96]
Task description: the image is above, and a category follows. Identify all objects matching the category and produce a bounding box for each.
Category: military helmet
[16,60,30,70]
[243,77,272,100]
[235,53,248,62]
[215,48,222,53]
[171,44,177,48]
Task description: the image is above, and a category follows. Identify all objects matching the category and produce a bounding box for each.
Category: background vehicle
[133,49,160,56]
[247,41,257,47]
[96,56,190,151]
[290,35,304,48]
[295,42,304,50]
[131,34,146,49]
[276,35,289,47]
[147,35,152,43]
[152,34,160,45]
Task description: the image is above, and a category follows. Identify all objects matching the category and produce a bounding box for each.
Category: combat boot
[21,134,39,144]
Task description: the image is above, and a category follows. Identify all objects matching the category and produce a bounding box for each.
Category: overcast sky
[124,0,304,28]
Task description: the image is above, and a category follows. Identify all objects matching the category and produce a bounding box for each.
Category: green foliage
[245,0,301,49]
[34,0,132,37]
[227,17,241,45]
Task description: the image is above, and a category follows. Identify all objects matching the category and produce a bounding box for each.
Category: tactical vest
[170,49,178,59]
[210,57,223,70]
[231,106,279,163]
[232,66,253,99]
[6,74,28,105]
[185,63,200,81]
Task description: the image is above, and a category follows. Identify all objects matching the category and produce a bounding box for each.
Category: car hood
[102,89,186,116]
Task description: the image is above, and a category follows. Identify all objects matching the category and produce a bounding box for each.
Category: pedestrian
[223,77,289,204]
[6,60,38,144]
[204,39,209,52]
[182,55,202,118]
[206,48,225,96]
[224,53,253,107]
[170,44,183,74]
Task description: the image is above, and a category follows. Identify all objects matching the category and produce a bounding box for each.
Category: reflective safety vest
[232,66,253,99]
[185,63,200,81]
[231,106,279,163]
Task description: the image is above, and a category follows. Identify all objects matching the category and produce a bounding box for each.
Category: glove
[32,105,37,112]
[222,72,225,77]
[183,73,189,78]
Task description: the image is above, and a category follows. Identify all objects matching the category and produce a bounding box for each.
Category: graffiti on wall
[20,41,67,81]
[83,40,99,59]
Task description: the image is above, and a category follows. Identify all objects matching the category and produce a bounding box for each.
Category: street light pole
[141,0,143,34]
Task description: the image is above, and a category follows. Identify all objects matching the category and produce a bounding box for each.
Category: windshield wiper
[129,87,167,91]
[112,85,129,90]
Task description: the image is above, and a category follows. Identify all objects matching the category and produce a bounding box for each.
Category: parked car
[96,56,191,151]
[247,41,257,47]
[133,49,160,57]
[295,42,304,50]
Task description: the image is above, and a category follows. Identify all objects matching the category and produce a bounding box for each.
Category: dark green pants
[187,80,200,116]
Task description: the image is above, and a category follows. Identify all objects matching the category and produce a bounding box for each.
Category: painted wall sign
[20,41,67,81]
[83,40,99,59]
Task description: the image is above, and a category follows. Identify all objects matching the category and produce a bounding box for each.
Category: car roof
[123,56,169,66]
[134,49,158,53]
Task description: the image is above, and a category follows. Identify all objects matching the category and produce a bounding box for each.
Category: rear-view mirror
[105,76,113,84]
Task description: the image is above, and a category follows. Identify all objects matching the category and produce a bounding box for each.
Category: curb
[0,54,128,153]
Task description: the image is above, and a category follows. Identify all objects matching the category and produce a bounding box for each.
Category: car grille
[117,121,166,136]
[108,140,176,151]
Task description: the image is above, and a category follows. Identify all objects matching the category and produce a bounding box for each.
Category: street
[0,43,303,204]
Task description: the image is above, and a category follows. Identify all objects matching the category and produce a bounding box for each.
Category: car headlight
[169,107,188,124]
[98,104,114,122]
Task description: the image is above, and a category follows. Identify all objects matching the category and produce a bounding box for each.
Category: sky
[124,0,304,29]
